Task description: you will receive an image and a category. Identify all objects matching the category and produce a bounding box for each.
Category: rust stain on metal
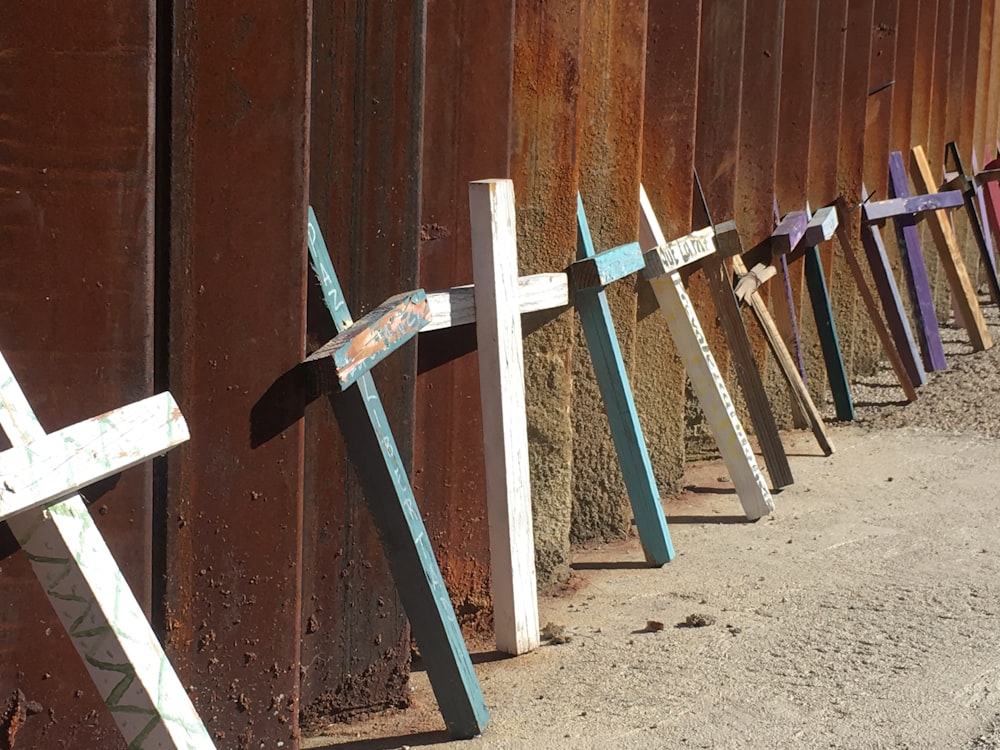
[166,2,311,746]
[0,1,156,746]
[302,0,424,730]
[413,0,513,635]
[508,0,581,582]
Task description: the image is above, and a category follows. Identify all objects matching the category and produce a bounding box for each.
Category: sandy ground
[307,297,1000,750]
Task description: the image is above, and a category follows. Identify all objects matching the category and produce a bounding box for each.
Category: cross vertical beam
[468,180,540,655]
[887,150,948,372]
[639,187,774,520]
[574,195,675,565]
[307,208,489,739]
[0,357,214,749]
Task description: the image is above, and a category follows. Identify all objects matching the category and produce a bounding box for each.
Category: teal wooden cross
[306,208,489,739]
[573,194,675,564]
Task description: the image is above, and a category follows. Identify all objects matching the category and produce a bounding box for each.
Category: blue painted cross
[573,195,674,565]
[306,208,489,739]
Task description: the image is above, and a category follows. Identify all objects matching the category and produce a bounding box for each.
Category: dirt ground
[307,298,1000,750]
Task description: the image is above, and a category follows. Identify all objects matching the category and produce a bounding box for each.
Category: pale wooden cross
[0,352,214,749]
[637,187,773,521]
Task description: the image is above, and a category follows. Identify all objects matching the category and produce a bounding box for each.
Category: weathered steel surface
[890,0,920,153]
[302,1,424,730]
[928,0,957,305]
[837,0,877,374]
[864,0,900,198]
[692,0,746,415]
[973,0,996,159]
[508,0,581,582]
[808,0,849,384]
[639,0,699,471]
[737,0,790,425]
[0,3,156,746]
[166,4,310,746]
[414,0,513,635]
[571,0,647,545]
[775,1,823,413]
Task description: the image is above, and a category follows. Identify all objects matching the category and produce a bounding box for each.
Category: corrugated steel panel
[165,4,311,746]
[0,3,156,746]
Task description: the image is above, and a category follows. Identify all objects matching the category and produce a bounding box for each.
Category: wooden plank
[859,187,928,388]
[802,207,840,248]
[568,241,646,290]
[974,168,1000,186]
[888,150,948,371]
[423,274,569,331]
[730,253,834,456]
[575,195,675,565]
[639,188,773,519]
[468,180,540,656]
[308,208,489,739]
[771,212,810,255]
[861,191,966,223]
[0,393,188,522]
[694,177,794,490]
[0,355,214,749]
[803,240,855,420]
[834,199,919,401]
[910,144,993,350]
[306,290,431,388]
[945,141,1000,304]
[643,227,717,275]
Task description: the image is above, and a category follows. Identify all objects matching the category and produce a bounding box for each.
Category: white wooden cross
[0,351,214,749]
[638,186,774,520]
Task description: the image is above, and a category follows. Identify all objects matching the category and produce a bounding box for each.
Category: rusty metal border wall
[1,3,997,746]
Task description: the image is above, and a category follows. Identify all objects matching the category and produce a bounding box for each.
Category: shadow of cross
[0,353,214,749]
[305,208,489,741]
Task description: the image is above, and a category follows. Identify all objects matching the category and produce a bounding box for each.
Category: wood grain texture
[910,145,993,350]
[0,393,188,522]
[771,212,810,255]
[862,191,966,222]
[469,180,540,656]
[945,142,1000,304]
[639,189,774,519]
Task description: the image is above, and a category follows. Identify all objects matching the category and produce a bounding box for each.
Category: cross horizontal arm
[802,206,839,246]
[423,273,569,331]
[305,289,431,388]
[568,241,645,290]
[640,227,716,279]
[771,211,809,255]
[974,168,1000,187]
[0,392,188,522]
[861,191,964,224]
